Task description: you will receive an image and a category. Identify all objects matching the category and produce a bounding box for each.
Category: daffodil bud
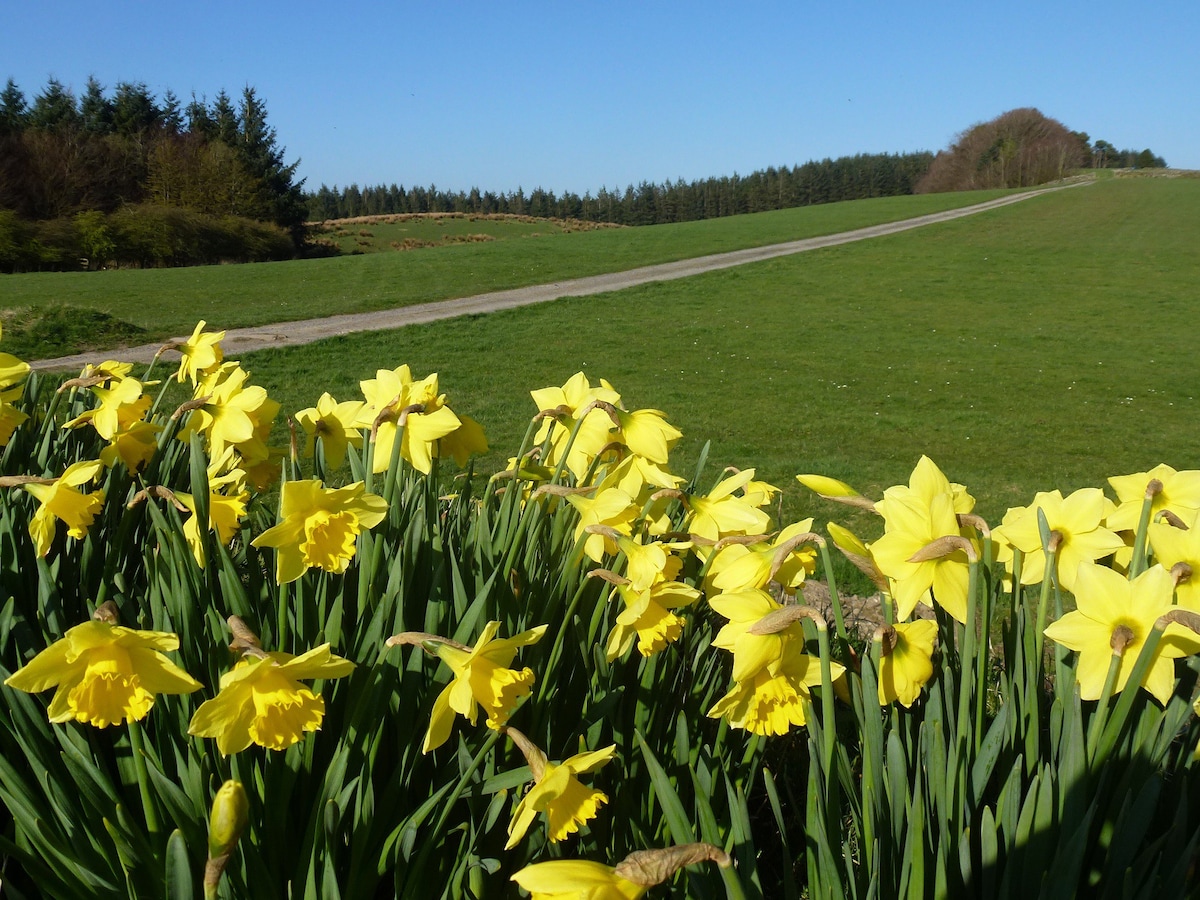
[205,780,248,895]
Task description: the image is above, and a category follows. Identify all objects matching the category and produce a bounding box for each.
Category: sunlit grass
[239,178,1200,529]
[2,190,1011,355]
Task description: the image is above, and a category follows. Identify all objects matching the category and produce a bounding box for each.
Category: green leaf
[164,828,195,900]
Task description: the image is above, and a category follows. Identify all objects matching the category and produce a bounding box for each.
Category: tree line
[0,77,305,272]
[305,151,936,225]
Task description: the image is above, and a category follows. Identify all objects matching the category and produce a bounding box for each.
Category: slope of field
[235,177,1200,525]
[0,190,1011,358]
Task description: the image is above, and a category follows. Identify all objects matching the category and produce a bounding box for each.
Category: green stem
[127,718,161,837]
[1086,651,1125,762]
[819,540,849,643]
[1128,491,1156,579]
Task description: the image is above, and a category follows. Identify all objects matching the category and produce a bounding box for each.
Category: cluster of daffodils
[798,457,1200,710]
[7,317,1200,897]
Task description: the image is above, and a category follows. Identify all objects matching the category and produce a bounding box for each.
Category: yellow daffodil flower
[0,332,30,389]
[708,589,798,682]
[511,860,647,900]
[707,645,835,735]
[611,407,681,465]
[99,418,162,474]
[178,466,250,568]
[992,488,1125,592]
[606,580,700,660]
[440,413,489,467]
[511,844,731,900]
[566,487,639,562]
[530,372,622,482]
[25,459,106,558]
[414,621,547,753]
[876,620,938,707]
[174,320,226,385]
[1107,463,1200,532]
[504,728,615,849]
[188,644,353,753]
[180,363,273,461]
[871,491,973,623]
[1043,563,1200,704]
[295,392,365,469]
[251,479,387,583]
[873,455,975,523]
[64,376,150,441]
[686,468,773,543]
[5,618,201,727]
[1148,520,1200,608]
[707,520,818,596]
[357,365,463,475]
[0,394,28,446]
[616,535,683,591]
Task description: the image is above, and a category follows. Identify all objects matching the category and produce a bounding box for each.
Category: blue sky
[4,2,1196,195]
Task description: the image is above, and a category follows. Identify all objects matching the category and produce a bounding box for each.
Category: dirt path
[30,181,1089,373]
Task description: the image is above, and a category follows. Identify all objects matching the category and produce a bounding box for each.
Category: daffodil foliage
[1,327,1200,899]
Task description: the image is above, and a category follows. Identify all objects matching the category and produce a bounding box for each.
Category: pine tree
[79,76,114,135]
[28,78,79,130]
[0,78,29,134]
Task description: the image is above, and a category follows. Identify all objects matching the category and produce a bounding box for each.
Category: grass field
[223,177,1200,530]
[0,190,1012,358]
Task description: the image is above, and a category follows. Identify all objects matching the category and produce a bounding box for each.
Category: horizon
[3,1,1197,196]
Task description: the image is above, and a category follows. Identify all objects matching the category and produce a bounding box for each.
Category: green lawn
[231,177,1199,530]
[0,190,1012,356]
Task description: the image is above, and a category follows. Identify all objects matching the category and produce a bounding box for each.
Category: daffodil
[707,647,829,735]
[0,325,31,389]
[178,466,250,568]
[876,620,938,707]
[992,488,1125,592]
[0,394,28,446]
[686,468,772,543]
[357,365,462,474]
[251,479,387,583]
[180,363,273,461]
[173,320,226,385]
[188,643,353,753]
[511,860,647,900]
[566,487,639,562]
[440,414,488,467]
[606,580,699,660]
[5,617,201,727]
[64,376,150,441]
[1043,563,1200,704]
[1148,520,1200,608]
[391,621,547,753]
[504,728,615,849]
[530,372,622,481]
[1107,464,1200,532]
[870,491,973,622]
[295,392,365,469]
[24,459,106,558]
[707,520,818,596]
[100,418,162,474]
[873,455,975,522]
[610,407,682,465]
[511,844,730,900]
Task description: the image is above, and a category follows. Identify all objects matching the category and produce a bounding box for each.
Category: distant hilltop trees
[0,76,305,272]
[916,108,1167,193]
[305,151,936,225]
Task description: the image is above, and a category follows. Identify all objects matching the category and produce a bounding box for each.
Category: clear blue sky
[4,1,1197,195]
